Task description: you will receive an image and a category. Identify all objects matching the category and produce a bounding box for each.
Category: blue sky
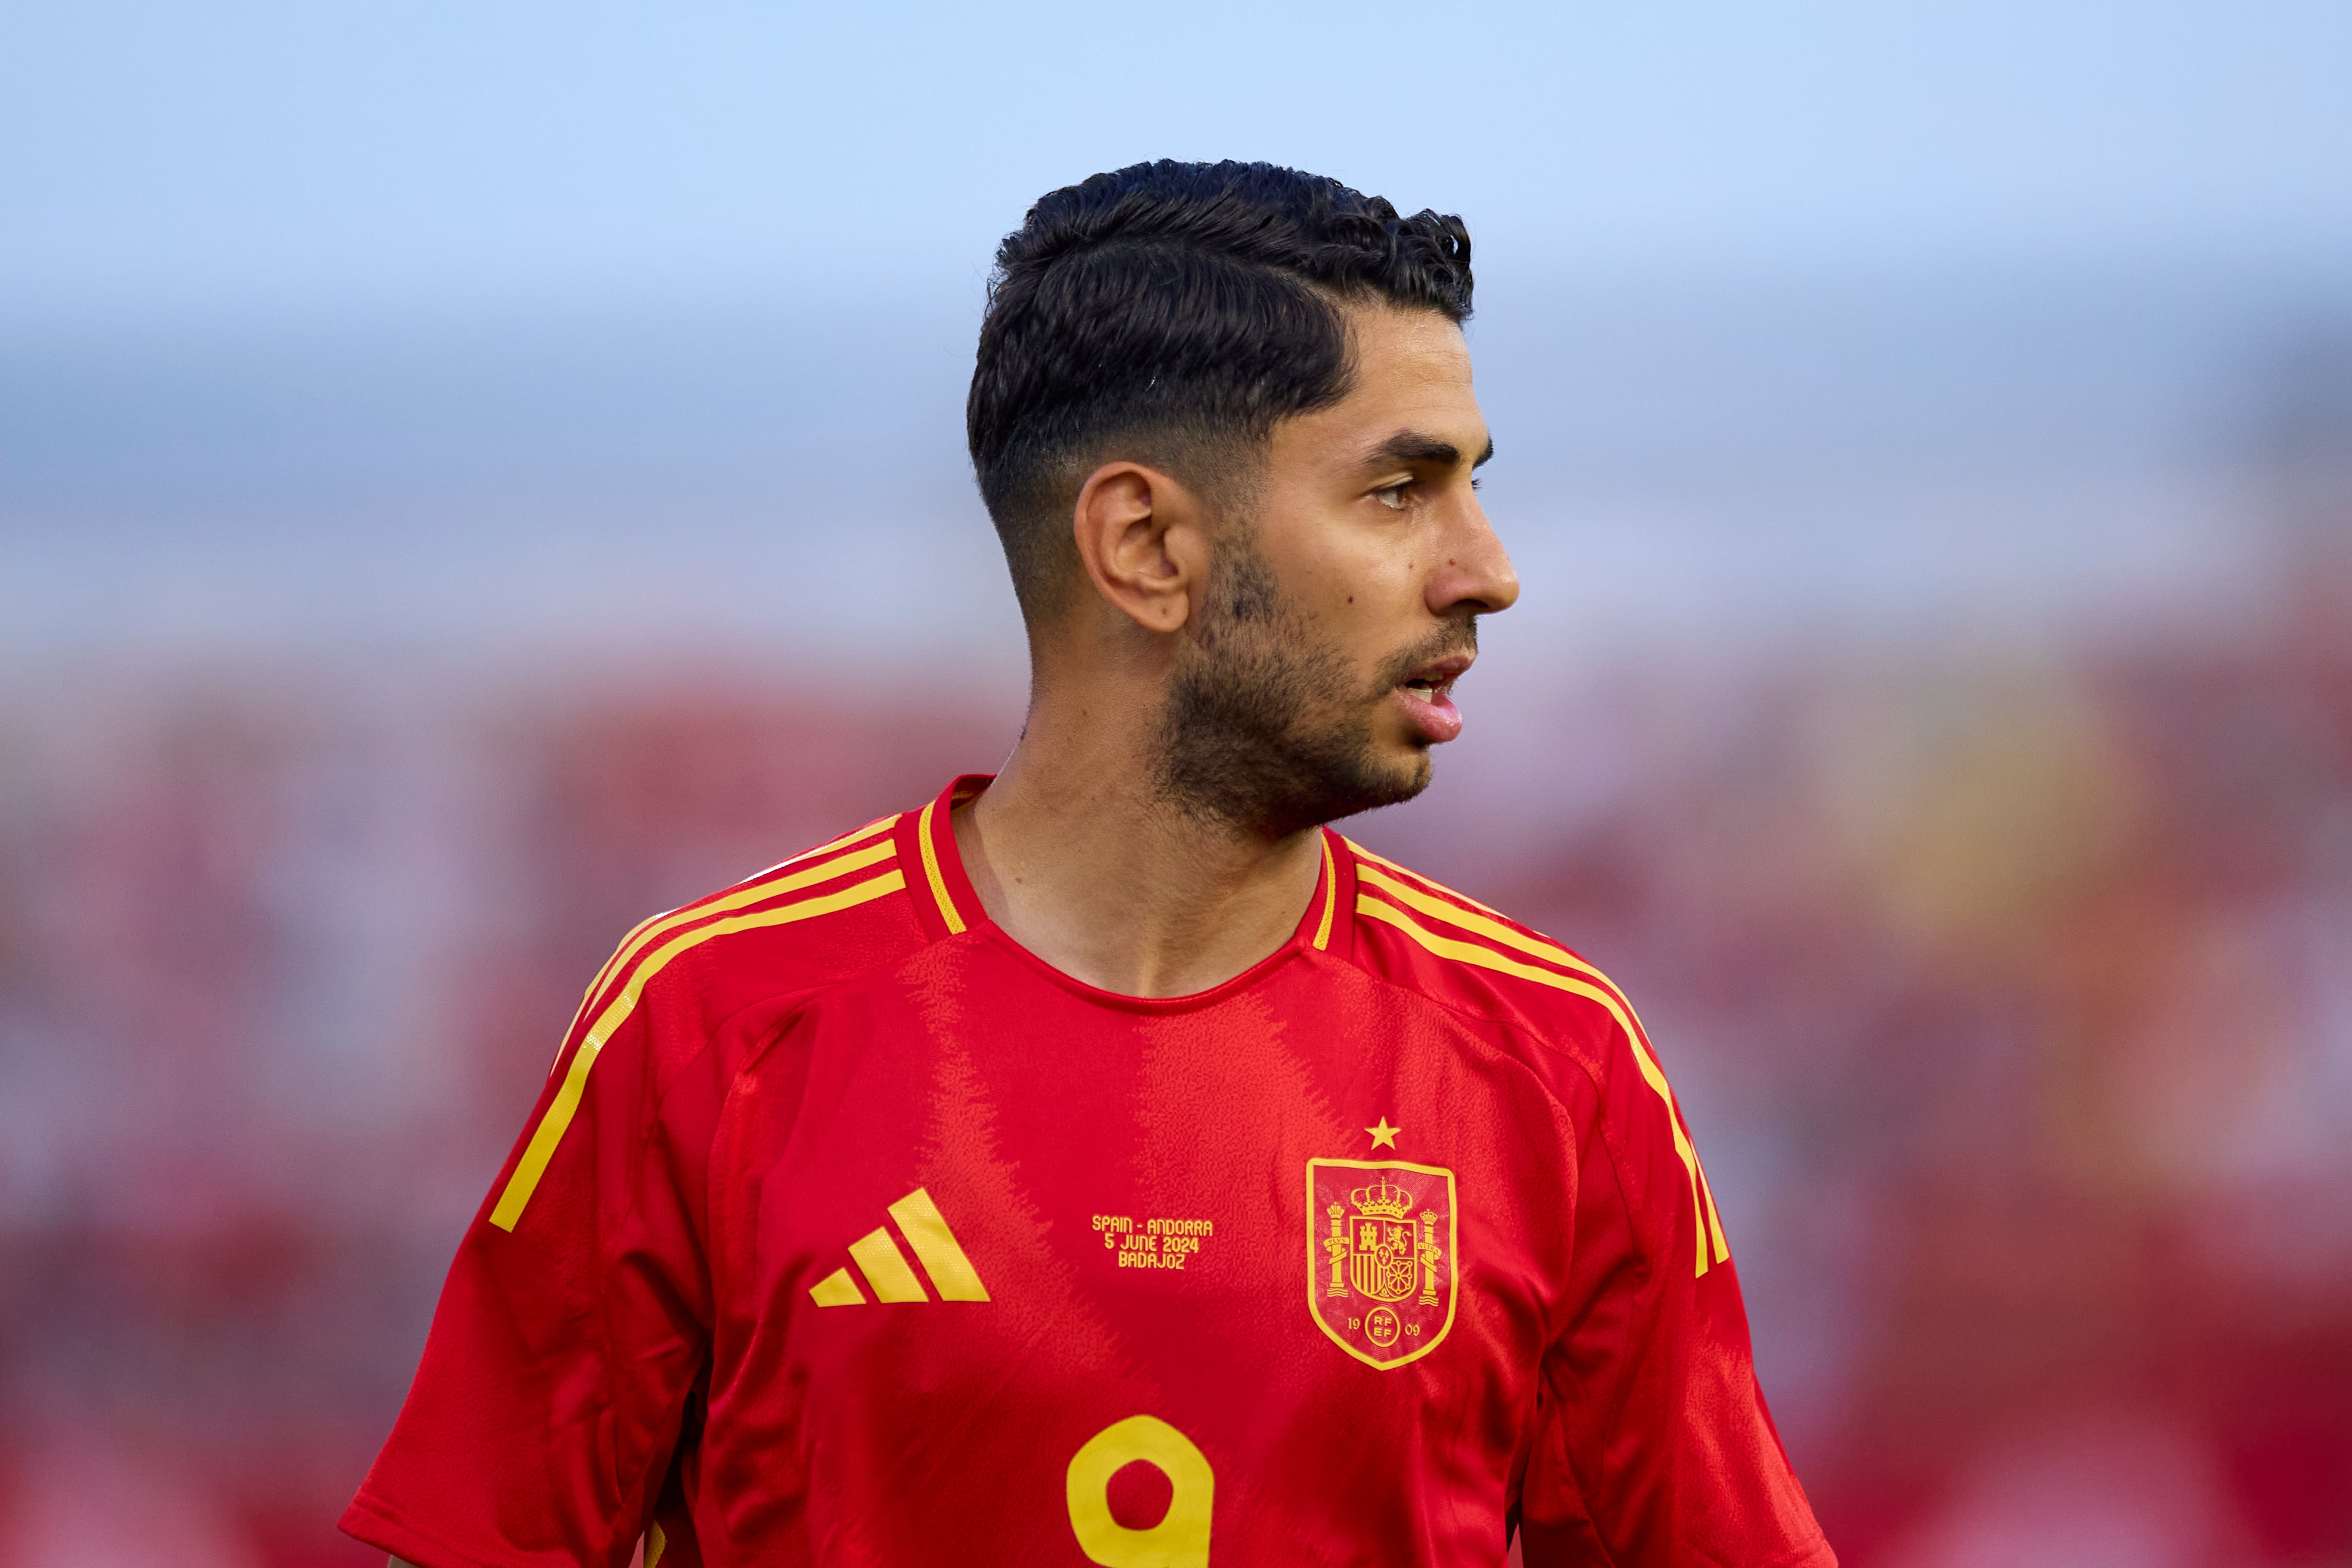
[7,0,2350,328]
[4,2,2346,662]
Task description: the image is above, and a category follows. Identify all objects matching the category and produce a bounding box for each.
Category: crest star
[1366,1116,1401,1151]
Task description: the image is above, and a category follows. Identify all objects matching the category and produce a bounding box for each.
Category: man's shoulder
[487,809,931,1235]
[1338,837,1735,1280]
[605,809,929,1035]
[1338,837,1649,1086]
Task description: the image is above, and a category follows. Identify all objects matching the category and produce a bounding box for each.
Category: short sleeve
[1514,1027,1834,1568]
[341,994,716,1568]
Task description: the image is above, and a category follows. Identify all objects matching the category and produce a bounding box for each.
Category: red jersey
[344,776,1831,1568]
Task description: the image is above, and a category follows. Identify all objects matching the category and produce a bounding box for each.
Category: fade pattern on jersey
[1345,839,1733,1277]
[489,813,907,1230]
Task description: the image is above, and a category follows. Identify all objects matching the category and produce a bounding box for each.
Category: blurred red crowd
[1,574,2347,1564]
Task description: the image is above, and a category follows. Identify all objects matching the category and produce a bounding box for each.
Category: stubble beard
[1152,534,1476,841]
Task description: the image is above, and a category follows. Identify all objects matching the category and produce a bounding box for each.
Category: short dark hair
[967,160,1474,620]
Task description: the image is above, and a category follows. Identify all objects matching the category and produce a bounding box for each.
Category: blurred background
[4,2,2350,1563]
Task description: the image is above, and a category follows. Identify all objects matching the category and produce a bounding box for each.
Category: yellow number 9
[1064,1414,1215,1567]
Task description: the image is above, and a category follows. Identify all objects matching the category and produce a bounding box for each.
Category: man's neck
[950,701,1325,999]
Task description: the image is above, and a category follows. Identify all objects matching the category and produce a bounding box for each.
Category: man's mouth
[1396,653,1472,702]
[1392,654,1474,744]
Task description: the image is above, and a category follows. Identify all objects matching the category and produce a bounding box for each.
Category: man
[346,161,1832,1567]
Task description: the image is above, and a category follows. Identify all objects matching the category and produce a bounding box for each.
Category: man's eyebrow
[1364,430,1497,470]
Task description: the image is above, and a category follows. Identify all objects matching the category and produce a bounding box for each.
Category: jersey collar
[901,773,991,941]
[898,774,1357,963]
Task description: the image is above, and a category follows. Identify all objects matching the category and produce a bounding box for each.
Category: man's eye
[1372,484,1410,511]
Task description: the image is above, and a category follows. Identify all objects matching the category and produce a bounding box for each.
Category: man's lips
[1393,654,1473,745]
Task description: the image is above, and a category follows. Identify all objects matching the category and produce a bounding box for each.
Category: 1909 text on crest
[1305,1158,1458,1369]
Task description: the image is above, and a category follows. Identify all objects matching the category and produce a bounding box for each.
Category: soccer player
[347,161,1832,1567]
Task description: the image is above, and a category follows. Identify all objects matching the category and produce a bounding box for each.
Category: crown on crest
[1349,1178,1415,1219]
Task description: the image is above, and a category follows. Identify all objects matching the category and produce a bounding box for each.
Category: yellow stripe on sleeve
[1355,861,1681,1057]
[545,900,681,1073]
[1356,892,1717,1277]
[794,810,905,864]
[1355,864,1585,976]
[488,868,907,1231]
[574,825,900,1027]
[1353,864,1728,1256]
[1697,1152,1732,1265]
[1346,839,1506,917]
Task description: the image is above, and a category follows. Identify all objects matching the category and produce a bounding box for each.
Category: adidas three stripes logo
[811,1187,991,1306]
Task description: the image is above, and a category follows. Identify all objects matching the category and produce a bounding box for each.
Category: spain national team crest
[1305,1158,1458,1369]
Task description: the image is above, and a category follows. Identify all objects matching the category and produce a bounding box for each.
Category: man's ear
[1069,461,1210,635]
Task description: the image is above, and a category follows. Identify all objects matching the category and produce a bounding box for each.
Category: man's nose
[1429,502,1519,617]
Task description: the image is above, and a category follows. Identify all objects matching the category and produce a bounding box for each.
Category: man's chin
[1389,752,1436,805]
[1306,749,1433,828]
[1382,742,1436,790]
[1376,730,1440,790]
[1154,663,1441,836]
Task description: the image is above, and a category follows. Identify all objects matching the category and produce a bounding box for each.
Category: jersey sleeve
[1514,1021,1834,1568]
[341,986,720,1568]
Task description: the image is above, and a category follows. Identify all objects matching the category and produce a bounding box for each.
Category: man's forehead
[1344,300,1473,381]
[1321,303,1484,453]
